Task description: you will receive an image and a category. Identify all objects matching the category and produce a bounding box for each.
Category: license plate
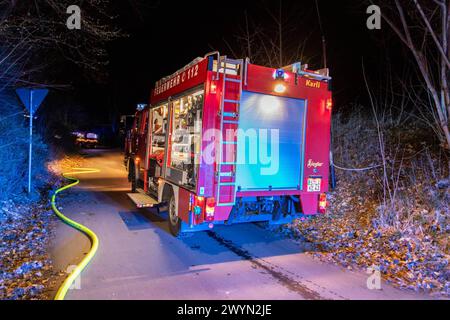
[307,178,321,192]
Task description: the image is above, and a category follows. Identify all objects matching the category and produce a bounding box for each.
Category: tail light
[318,193,327,214]
[190,195,215,222]
[326,98,333,110]
[205,197,215,221]
[193,196,204,216]
[210,82,217,94]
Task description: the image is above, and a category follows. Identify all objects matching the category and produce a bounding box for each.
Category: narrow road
[50,149,430,300]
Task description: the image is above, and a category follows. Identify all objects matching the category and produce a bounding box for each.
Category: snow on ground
[0,153,85,300]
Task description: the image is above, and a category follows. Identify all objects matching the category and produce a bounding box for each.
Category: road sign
[15,88,49,193]
[16,88,48,116]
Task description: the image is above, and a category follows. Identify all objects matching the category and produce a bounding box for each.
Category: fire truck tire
[168,194,181,237]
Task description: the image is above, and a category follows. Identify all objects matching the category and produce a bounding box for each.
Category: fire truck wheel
[168,194,181,237]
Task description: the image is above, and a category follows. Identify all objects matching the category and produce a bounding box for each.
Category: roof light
[273,69,288,80]
[136,103,147,111]
[274,82,286,93]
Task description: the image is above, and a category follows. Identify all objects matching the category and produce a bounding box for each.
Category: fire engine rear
[125,52,332,237]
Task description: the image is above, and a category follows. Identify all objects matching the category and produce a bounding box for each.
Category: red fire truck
[125,52,332,236]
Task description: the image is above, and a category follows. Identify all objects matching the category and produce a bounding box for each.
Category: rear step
[127,188,159,208]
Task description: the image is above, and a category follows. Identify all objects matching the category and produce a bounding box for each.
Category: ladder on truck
[216,57,244,207]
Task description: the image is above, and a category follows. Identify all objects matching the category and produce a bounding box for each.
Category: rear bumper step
[127,189,159,208]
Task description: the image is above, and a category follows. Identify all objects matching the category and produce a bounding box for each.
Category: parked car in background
[72,132,99,149]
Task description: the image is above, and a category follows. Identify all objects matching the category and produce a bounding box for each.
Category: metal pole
[28,90,33,193]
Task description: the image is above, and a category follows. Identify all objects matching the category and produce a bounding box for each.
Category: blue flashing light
[136,103,147,111]
[273,69,288,80]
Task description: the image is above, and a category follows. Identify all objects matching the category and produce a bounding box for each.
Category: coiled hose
[50,168,100,300]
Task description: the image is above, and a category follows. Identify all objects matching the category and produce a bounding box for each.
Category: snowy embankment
[0,92,56,299]
[0,153,85,300]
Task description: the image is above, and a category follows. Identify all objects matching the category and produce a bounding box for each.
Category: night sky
[82,0,393,123]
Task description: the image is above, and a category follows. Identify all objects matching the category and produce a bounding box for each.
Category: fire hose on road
[50,168,100,300]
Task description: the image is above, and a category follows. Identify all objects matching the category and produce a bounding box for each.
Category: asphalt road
[50,149,430,300]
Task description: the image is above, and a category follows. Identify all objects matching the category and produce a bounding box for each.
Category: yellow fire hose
[50,168,100,300]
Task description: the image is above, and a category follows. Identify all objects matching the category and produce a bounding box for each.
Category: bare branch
[414,0,450,69]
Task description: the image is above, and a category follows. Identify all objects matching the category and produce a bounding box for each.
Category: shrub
[0,92,49,201]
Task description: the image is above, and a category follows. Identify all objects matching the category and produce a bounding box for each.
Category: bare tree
[258,0,314,67]
[222,0,312,68]
[0,0,122,87]
[379,0,450,150]
[0,0,122,197]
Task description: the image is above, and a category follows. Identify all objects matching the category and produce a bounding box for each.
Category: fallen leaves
[0,200,57,300]
[284,179,449,297]
[47,153,86,176]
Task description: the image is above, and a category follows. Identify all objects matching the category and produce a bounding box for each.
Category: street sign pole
[28,90,33,193]
[16,87,48,194]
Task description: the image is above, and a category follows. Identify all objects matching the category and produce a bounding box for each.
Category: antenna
[314,0,327,69]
